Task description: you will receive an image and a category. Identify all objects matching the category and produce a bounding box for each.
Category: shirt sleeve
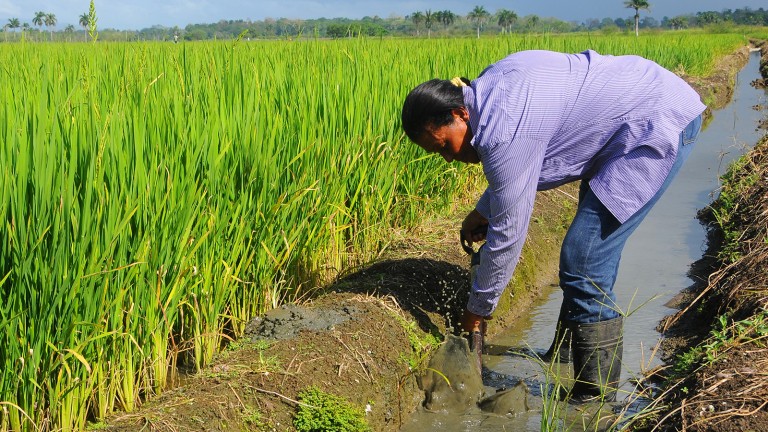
[467,137,546,316]
[475,188,491,218]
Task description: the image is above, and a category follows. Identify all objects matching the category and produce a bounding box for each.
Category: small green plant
[86,421,109,430]
[385,310,440,372]
[294,386,371,432]
[242,406,264,427]
[674,310,768,375]
[226,338,270,352]
[708,152,762,263]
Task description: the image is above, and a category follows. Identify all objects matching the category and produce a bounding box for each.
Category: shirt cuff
[466,285,496,317]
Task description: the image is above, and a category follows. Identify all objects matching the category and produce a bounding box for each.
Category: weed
[87,0,98,42]
[242,406,264,427]
[294,386,371,432]
[384,310,440,372]
[673,310,768,376]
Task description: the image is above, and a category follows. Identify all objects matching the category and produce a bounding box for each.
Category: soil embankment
[101,177,574,430]
[101,43,768,432]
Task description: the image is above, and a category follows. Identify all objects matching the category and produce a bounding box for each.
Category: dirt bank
[100,43,765,432]
[100,182,575,431]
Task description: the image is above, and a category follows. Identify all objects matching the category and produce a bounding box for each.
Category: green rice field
[0,32,752,430]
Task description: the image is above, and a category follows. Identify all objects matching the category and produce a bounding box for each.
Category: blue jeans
[560,115,702,323]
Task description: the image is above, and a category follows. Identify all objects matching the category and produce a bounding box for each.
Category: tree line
[2,5,767,42]
[159,6,768,42]
[2,2,98,43]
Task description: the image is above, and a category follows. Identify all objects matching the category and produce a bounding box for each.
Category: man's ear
[452,107,470,123]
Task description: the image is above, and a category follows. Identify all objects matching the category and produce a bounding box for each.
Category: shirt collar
[462,85,481,148]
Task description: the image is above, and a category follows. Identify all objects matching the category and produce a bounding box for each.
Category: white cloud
[0,0,21,16]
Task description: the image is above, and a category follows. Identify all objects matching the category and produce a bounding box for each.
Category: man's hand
[461,209,488,246]
[461,309,490,335]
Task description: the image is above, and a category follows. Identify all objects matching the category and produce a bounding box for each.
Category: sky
[0,0,765,30]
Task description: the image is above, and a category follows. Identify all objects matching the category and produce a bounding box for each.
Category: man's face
[416,109,479,164]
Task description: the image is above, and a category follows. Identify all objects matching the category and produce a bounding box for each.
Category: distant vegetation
[2,6,767,42]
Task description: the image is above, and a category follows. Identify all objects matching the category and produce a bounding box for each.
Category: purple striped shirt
[463,50,705,316]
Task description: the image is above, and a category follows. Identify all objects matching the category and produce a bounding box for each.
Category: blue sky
[0,1,764,30]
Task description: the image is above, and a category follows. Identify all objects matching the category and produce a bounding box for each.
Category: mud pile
[103,292,424,431]
[100,177,574,431]
[419,334,529,417]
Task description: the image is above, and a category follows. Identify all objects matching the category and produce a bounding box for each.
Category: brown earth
[100,42,768,432]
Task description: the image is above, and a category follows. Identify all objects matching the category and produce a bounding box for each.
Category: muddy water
[402,51,767,431]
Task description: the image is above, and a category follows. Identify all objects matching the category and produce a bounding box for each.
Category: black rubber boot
[567,316,623,403]
[540,302,571,364]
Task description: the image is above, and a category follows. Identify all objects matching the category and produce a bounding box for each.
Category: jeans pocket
[681,115,702,146]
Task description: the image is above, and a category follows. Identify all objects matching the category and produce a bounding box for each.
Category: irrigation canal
[401,50,768,431]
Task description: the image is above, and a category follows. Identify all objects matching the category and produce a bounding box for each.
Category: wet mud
[243,303,360,340]
[418,334,530,417]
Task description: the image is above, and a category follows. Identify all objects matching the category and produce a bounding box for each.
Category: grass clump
[294,386,371,432]
[707,153,761,263]
[674,310,768,376]
[386,312,441,373]
[242,405,265,428]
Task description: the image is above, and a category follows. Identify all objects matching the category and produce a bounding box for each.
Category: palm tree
[79,13,90,41]
[467,6,490,39]
[44,13,57,41]
[443,10,457,28]
[624,0,650,36]
[410,11,424,36]
[696,11,720,25]
[668,16,687,30]
[496,9,518,34]
[526,15,541,32]
[6,18,20,41]
[424,10,434,38]
[433,11,444,30]
[32,11,46,34]
[64,24,75,41]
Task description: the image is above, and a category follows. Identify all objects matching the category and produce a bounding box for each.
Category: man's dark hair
[401,78,470,142]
